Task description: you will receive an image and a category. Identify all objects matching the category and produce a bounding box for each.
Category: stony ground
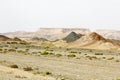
[0,50,120,80]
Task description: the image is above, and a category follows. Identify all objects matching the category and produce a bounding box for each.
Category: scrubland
[0,42,120,80]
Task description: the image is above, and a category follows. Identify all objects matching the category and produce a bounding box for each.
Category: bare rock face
[89,32,107,42]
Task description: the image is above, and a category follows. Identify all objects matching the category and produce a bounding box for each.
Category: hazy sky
[0,0,120,33]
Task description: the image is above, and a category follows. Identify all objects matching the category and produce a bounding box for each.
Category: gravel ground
[0,52,120,80]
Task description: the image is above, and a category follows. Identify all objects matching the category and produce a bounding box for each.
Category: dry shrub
[9,64,18,68]
[107,57,114,60]
[23,66,33,71]
[55,54,62,57]
[67,53,76,58]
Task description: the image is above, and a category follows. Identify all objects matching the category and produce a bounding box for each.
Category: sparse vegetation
[55,54,62,57]
[9,64,18,68]
[8,49,16,52]
[116,60,119,62]
[67,53,76,58]
[41,51,49,55]
[44,46,49,50]
[23,66,33,71]
[66,48,71,51]
[116,78,120,80]
[32,71,40,75]
[25,48,29,52]
[86,56,98,60]
[95,53,103,55]
[0,48,3,51]
[17,50,26,54]
[76,57,81,59]
[44,70,52,75]
[70,51,77,53]
[15,75,27,78]
[0,36,120,80]
[57,77,66,80]
[107,57,114,60]
[102,57,106,59]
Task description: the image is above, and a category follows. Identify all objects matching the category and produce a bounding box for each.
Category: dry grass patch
[32,71,40,75]
[57,77,66,80]
[15,75,27,78]
[55,54,62,57]
[107,57,114,60]
[95,53,103,55]
[86,56,98,60]
[116,78,120,80]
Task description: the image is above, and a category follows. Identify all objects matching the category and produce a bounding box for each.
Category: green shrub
[86,56,98,60]
[67,53,76,58]
[17,50,26,54]
[45,70,51,75]
[0,48,3,51]
[8,49,16,52]
[41,51,49,55]
[44,46,49,50]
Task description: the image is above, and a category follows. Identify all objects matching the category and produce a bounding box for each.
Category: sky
[0,0,120,33]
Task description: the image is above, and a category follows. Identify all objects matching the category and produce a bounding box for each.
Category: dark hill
[63,32,84,43]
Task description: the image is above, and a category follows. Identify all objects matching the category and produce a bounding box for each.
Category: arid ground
[0,43,120,80]
[1,30,120,80]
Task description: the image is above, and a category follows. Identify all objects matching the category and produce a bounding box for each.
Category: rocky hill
[63,32,84,43]
[0,35,24,42]
[65,32,120,50]
[2,28,120,41]
[0,35,11,41]
[95,29,120,40]
[1,28,90,41]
